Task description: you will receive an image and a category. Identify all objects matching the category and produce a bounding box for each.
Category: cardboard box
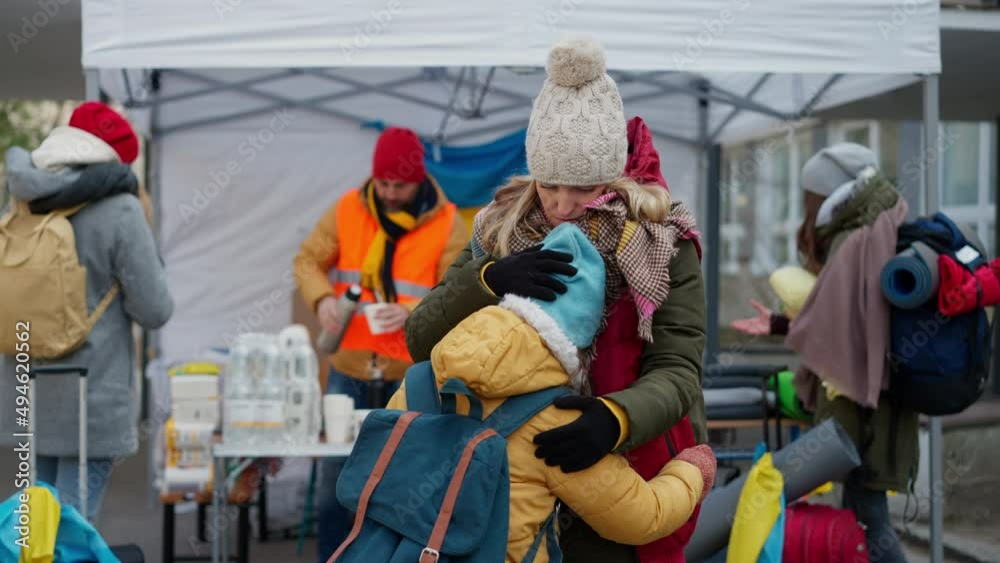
[170,375,219,402]
[171,400,220,426]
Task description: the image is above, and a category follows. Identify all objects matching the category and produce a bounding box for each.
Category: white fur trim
[499,294,584,387]
[816,165,877,227]
[31,126,120,172]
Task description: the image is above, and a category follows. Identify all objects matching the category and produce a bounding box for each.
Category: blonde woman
[405,37,707,563]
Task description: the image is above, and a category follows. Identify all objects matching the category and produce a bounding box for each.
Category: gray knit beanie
[525,37,628,187]
[801,143,878,197]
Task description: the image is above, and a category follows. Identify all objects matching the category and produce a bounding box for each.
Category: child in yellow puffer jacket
[387,223,716,562]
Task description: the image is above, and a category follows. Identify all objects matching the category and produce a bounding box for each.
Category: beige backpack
[0,199,119,359]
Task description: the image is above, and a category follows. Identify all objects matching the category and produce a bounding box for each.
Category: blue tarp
[423,129,528,208]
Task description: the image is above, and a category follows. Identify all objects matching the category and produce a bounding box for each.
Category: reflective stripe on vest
[328,269,431,299]
[330,188,457,362]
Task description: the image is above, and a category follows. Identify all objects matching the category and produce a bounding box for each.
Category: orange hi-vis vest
[330,189,456,362]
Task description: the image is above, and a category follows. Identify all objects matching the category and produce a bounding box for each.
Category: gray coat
[0,148,173,458]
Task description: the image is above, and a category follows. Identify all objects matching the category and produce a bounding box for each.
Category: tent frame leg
[923,73,944,563]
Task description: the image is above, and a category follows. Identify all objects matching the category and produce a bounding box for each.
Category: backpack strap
[404,361,441,413]
[85,282,121,331]
[328,411,420,563]
[439,378,484,420]
[484,386,574,438]
[522,510,562,563]
[421,427,498,563]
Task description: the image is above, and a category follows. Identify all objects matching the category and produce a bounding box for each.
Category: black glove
[482,244,577,301]
[533,395,621,473]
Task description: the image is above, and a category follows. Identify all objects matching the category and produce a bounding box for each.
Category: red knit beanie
[372,128,426,183]
[69,101,140,164]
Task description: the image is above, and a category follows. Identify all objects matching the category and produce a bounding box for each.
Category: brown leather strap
[421,428,498,562]
[327,411,420,563]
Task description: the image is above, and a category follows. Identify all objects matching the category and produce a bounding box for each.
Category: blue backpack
[886,213,992,416]
[329,361,571,563]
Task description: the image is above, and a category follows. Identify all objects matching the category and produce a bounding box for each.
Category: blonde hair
[479,175,672,257]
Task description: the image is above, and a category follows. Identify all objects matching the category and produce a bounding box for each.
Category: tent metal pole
[435,67,468,143]
[85,68,100,101]
[923,73,944,563]
[444,116,529,144]
[645,125,700,147]
[708,73,772,143]
[159,71,426,136]
[700,80,721,366]
[439,69,534,104]
[706,81,796,120]
[308,69,453,113]
[623,72,795,121]
[471,67,497,117]
[796,74,843,118]
[141,69,300,107]
[995,116,1000,396]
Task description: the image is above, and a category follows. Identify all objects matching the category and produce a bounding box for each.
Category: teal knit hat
[499,223,607,378]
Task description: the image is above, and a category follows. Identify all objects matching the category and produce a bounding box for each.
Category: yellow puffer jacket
[386,305,705,563]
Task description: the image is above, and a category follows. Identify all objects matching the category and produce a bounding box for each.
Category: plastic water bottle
[286,343,321,444]
[256,338,287,443]
[223,339,253,445]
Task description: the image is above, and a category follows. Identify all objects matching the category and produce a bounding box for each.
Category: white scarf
[30,126,120,171]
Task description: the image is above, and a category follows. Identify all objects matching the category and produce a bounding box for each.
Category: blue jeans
[316,369,401,563]
[36,455,114,522]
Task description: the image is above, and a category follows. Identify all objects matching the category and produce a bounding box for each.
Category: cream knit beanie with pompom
[526,37,628,187]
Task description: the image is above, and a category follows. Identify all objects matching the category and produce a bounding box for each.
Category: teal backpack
[330,361,571,563]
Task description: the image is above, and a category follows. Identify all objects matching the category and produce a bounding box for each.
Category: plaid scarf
[472,192,698,342]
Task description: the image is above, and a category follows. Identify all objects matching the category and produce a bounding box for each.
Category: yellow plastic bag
[727,445,785,563]
[19,486,60,563]
[768,266,817,320]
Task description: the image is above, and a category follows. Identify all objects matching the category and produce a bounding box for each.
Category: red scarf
[585,117,703,563]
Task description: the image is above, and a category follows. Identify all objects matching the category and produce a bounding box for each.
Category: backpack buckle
[419,547,440,563]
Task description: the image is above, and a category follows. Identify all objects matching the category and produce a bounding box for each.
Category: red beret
[69,101,139,164]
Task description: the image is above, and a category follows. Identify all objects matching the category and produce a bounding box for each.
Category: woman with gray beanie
[732,142,917,563]
[405,37,707,562]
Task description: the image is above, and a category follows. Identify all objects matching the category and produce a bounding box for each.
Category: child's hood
[430,305,571,399]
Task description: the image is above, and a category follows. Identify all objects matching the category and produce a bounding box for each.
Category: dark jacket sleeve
[606,240,708,448]
[404,244,500,362]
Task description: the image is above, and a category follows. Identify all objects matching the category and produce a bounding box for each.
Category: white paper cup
[363,304,395,335]
[323,394,355,443]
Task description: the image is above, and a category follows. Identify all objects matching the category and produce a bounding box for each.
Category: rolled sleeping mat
[684,418,862,563]
[880,241,939,309]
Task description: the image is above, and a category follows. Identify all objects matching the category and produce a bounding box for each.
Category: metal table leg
[163,502,175,563]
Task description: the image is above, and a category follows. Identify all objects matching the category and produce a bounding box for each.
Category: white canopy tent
[81,1,947,561]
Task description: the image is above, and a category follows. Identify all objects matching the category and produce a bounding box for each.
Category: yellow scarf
[361,184,417,302]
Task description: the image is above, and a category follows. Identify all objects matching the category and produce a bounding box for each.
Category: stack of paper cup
[323,394,355,443]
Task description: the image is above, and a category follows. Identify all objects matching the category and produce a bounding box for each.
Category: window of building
[939,122,996,256]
